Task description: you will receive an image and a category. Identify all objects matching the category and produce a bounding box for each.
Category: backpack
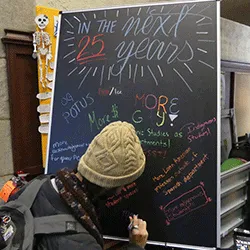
[0,177,86,250]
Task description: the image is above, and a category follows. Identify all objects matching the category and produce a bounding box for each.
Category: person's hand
[128,215,148,248]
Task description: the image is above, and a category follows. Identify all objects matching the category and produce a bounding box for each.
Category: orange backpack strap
[0,181,16,202]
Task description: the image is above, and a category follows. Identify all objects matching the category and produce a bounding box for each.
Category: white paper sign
[38,124,49,134]
[39,114,50,123]
[37,104,51,113]
[36,92,52,100]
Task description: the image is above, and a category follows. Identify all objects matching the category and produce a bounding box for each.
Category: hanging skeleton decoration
[33,14,53,88]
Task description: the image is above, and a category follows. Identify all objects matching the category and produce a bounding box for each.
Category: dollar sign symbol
[112,104,119,118]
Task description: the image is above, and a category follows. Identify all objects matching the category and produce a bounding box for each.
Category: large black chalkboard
[47,1,219,248]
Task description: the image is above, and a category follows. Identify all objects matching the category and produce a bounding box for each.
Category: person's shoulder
[8,174,51,201]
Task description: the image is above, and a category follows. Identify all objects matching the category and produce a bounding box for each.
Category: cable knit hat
[77,121,146,188]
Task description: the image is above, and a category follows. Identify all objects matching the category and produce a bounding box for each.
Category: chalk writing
[174,161,190,177]
[111,104,119,118]
[136,129,182,139]
[53,141,68,149]
[152,147,192,193]
[109,87,122,96]
[98,88,110,96]
[153,149,208,196]
[162,163,175,176]
[132,109,180,127]
[61,93,74,106]
[163,181,182,196]
[140,138,171,148]
[121,5,194,38]
[183,153,209,182]
[154,176,174,193]
[124,188,138,199]
[135,94,178,113]
[132,94,180,127]
[106,182,138,208]
[163,152,205,196]
[112,38,194,77]
[156,111,165,127]
[187,127,211,143]
[51,142,89,154]
[147,128,170,137]
[88,104,119,132]
[50,140,89,163]
[180,117,216,142]
[62,4,212,95]
[122,15,170,37]
[98,87,122,96]
[62,93,94,124]
[51,154,81,163]
[78,21,91,34]
[181,117,216,133]
[76,34,106,64]
[144,149,168,159]
[160,184,211,225]
[132,110,143,124]
[173,147,191,164]
[97,19,117,33]
[153,174,166,182]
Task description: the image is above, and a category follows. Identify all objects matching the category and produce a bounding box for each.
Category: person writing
[13,121,148,249]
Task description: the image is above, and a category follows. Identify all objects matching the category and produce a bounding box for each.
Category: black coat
[13,176,143,250]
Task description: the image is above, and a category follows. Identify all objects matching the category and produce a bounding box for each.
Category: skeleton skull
[35,14,49,30]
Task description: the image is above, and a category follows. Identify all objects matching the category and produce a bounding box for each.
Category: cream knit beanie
[77,121,146,188]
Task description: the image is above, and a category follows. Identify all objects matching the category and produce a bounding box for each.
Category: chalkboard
[47,1,220,248]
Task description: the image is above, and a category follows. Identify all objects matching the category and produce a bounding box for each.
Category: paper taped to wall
[36,92,52,100]
[39,114,50,123]
[37,104,51,113]
[38,124,49,134]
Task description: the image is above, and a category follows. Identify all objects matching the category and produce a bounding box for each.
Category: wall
[0,0,36,176]
[36,0,161,10]
[221,0,250,26]
[235,73,250,137]
[221,18,250,64]
[221,18,250,138]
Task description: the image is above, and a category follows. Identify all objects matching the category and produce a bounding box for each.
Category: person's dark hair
[73,167,118,203]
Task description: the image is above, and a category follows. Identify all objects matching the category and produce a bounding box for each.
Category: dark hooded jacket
[12,176,143,250]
